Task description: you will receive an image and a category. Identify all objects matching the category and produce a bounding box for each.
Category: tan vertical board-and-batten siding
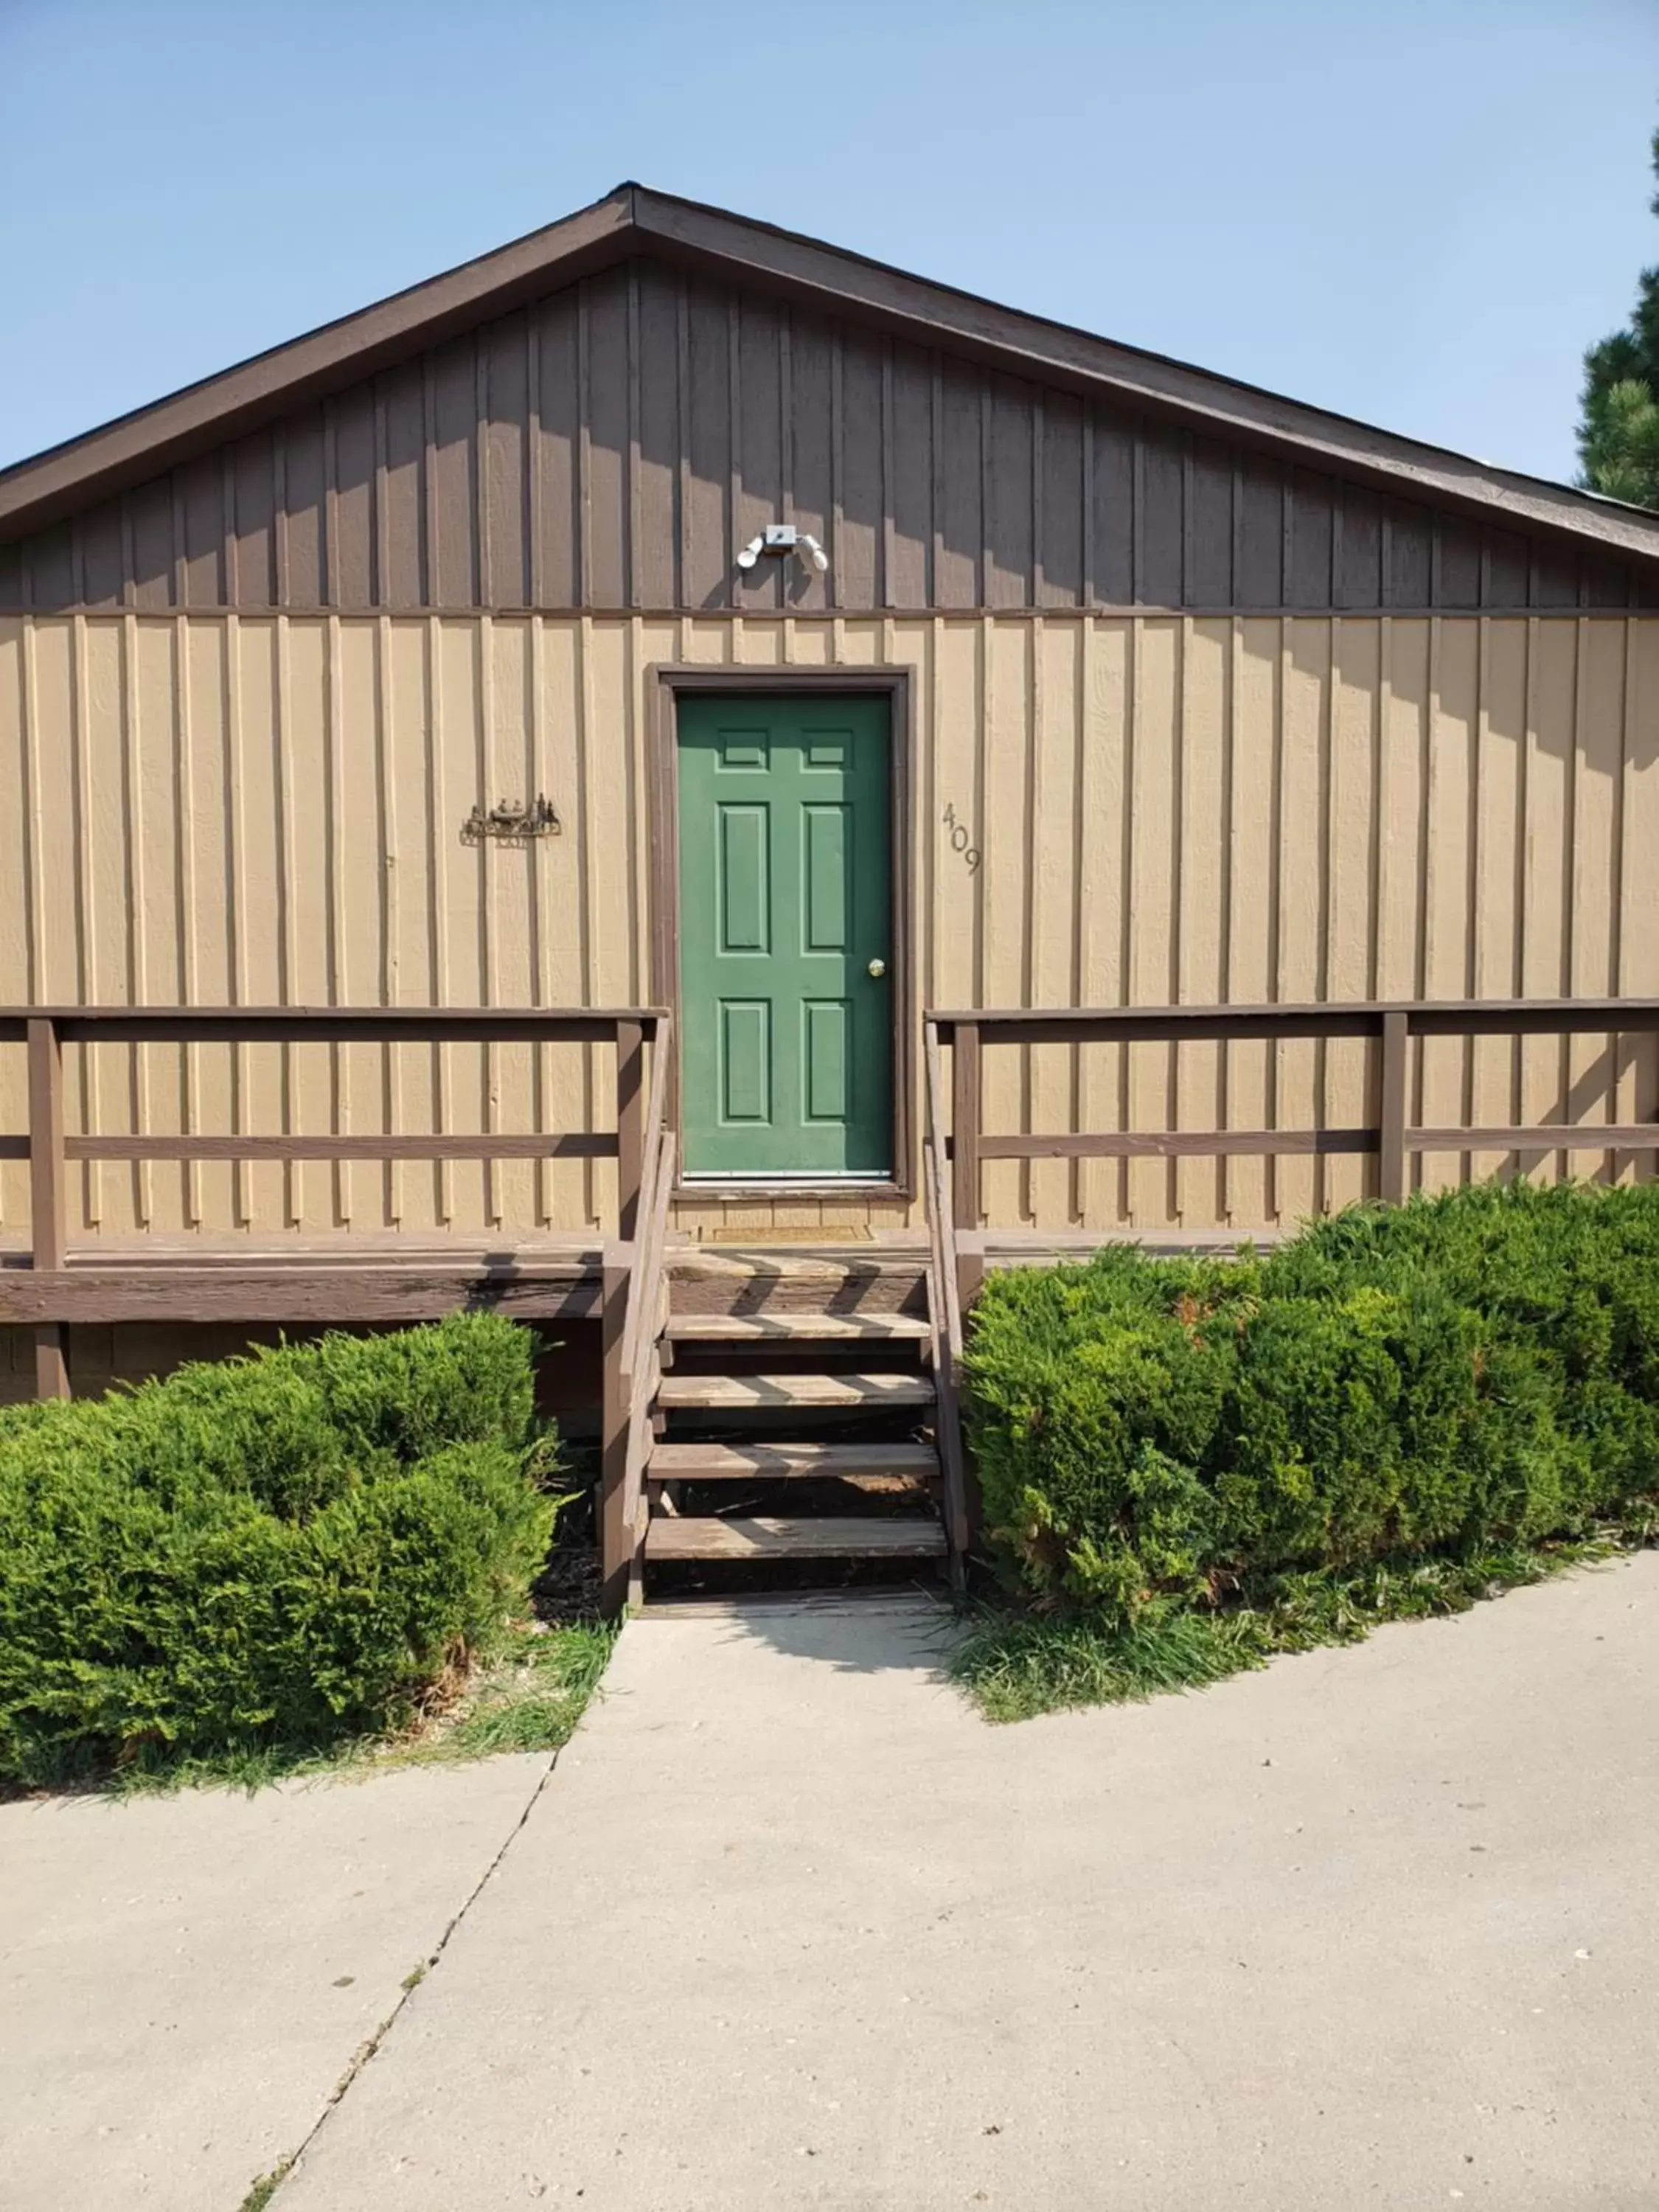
[2,610,1657,1241]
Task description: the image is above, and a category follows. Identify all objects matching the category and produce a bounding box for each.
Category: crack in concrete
[241,1749,563,2207]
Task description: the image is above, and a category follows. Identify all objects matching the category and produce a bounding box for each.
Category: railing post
[952,1020,984,1307]
[27,1016,69,1399]
[599,1245,631,1616]
[615,1018,644,1242]
[1378,1009,1408,1206]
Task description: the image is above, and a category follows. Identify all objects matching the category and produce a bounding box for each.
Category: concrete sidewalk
[272,1557,1659,2212]
[0,1753,552,2212]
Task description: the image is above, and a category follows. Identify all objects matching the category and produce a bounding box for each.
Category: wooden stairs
[628,1248,967,1602]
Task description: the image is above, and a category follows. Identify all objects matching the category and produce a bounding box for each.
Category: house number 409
[942,801,981,873]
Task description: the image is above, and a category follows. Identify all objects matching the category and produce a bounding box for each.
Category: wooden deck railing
[926,995,1659,1537]
[12,996,1658,1607]
[605,1013,675,1613]
[928,998,1659,1302]
[1,1006,669,1408]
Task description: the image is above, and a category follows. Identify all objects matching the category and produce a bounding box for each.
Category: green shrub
[0,1315,557,1787]
[967,1248,1240,1620]
[964,1179,1659,1633]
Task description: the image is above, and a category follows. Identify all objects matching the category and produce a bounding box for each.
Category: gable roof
[4,181,1658,567]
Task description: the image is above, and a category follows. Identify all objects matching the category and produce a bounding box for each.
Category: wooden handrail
[602,1012,675,1613]
[622,1128,677,1608]
[1,1006,666,1183]
[928,1000,1659,1251]
[3,1133,623,1164]
[619,1016,675,1383]
[0,1006,668,1043]
[3,1004,668,1411]
[922,1020,970,1580]
[929,999,1659,1045]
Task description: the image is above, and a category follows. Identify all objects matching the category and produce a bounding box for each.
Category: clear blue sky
[2,0,1656,483]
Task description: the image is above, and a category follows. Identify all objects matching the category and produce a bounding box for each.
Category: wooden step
[669,1248,926,1318]
[645,1514,947,1561]
[672,1245,923,1276]
[655,1371,936,1411]
[665,1312,931,1343]
[649,1440,939,1481]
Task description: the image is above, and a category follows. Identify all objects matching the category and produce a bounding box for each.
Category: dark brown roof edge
[629,188,1659,566]
[4,178,1659,568]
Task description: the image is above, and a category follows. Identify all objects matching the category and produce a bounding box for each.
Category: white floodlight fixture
[736,524,829,575]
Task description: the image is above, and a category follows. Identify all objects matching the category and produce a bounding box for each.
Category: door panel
[719,806,770,951]
[720,1001,772,1124]
[804,999,850,1122]
[678,695,892,1177]
[803,806,848,948]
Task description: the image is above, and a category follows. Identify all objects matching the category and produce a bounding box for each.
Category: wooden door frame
[647,665,916,1205]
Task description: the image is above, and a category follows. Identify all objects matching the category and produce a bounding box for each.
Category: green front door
[678,694,893,1178]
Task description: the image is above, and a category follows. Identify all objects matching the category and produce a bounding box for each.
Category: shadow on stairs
[637,1245,958,1606]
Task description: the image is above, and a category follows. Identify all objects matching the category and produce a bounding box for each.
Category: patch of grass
[238,2160,293,2211]
[412,1621,614,1762]
[22,1620,616,1801]
[954,1607,1270,1722]
[953,1525,1649,1723]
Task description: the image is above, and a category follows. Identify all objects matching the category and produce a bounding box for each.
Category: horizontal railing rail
[928,998,1659,1043]
[0,1007,661,1043]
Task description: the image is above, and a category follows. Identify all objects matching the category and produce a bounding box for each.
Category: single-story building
[4,184,1658,1592]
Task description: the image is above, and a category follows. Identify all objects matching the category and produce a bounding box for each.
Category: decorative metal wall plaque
[460,795,561,846]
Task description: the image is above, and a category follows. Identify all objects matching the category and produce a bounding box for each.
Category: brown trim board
[3,605,1652,624]
[647,666,917,1206]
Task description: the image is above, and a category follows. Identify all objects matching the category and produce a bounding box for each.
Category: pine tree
[1579,128,1659,508]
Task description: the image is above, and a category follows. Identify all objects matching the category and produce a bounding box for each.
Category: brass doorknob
[867,958,887,979]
